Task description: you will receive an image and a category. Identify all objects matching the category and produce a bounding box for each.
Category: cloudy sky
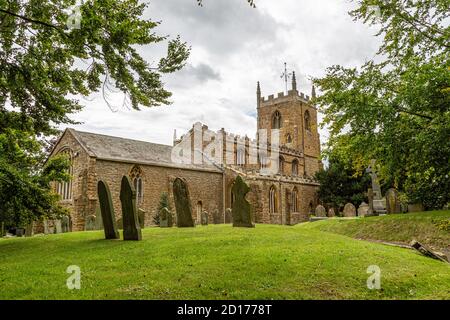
[68,0,381,146]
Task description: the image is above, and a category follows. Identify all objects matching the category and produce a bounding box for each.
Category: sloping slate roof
[68,129,221,172]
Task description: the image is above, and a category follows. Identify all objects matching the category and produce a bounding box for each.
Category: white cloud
[66,0,381,147]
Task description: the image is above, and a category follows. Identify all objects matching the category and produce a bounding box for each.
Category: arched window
[130,165,143,204]
[279,156,284,175]
[55,148,73,200]
[292,159,299,176]
[237,148,245,166]
[292,188,298,212]
[286,133,292,144]
[304,110,311,132]
[272,110,282,129]
[269,186,277,214]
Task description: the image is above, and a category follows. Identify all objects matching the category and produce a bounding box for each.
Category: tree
[315,141,371,212]
[314,0,450,209]
[0,0,190,225]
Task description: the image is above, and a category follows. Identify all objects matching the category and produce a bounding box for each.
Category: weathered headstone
[366,160,387,214]
[173,178,195,227]
[385,188,401,214]
[225,208,232,223]
[61,215,70,233]
[54,220,62,234]
[343,203,356,217]
[231,176,254,228]
[97,180,120,239]
[212,209,221,224]
[357,202,369,217]
[201,211,209,225]
[408,203,424,213]
[327,208,335,217]
[315,205,327,217]
[410,240,448,263]
[25,222,34,237]
[43,219,49,234]
[84,215,96,231]
[120,176,142,241]
[159,207,172,228]
[138,208,146,229]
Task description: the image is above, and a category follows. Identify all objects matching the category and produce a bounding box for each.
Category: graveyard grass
[0,212,449,300]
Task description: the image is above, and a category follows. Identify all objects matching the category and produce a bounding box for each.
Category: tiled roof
[67,129,222,173]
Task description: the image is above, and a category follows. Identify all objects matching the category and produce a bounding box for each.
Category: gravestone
[315,205,327,217]
[408,203,424,213]
[138,208,146,228]
[327,208,335,217]
[61,215,70,233]
[120,176,142,241]
[25,222,34,237]
[159,207,172,228]
[84,215,96,231]
[201,211,209,225]
[212,209,221,224]
[231,176,254,228]
[225,208,232,223]
[43,219,49,234]
[385,188,401,214]
[94,204,104,230]
[97,180,120,239]
[54,220,62,234]
[358,202,369,217]
[173,178,195,227]
[343,203,356,217]
[366,160,387,214]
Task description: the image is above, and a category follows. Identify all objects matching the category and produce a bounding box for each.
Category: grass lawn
[0,219,449,300]
[303,210,450,253]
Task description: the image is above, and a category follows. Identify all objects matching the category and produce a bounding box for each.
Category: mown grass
[302,211,450,252]
[0,223,449,300]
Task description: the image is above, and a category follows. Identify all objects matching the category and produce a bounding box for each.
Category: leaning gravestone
[327,208,335,217]
[120,176,142,241]
[159,207,172,228]
[231,176,254,228]
[315,205,327,217]
[385,188,401,214]
[84,215,96,231]
[173,178,195,227]
[201,211,209,225]
[225,208,232,224]
[358,202,369,217]
[97,180,120,239]
[343,203,356,217]
[212,209,221,224]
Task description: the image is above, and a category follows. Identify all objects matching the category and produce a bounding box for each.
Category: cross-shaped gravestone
[366,159,382,200]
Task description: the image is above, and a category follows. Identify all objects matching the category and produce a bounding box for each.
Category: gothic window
[237,148,245,166]
[286,133,292,144]
[130,165,143,204]
[292,188,298,212]
[272,110,282,129]
[269,185,277,214]
[55,148,73,200]
[304,110,311,132]
[279,156,285,175]
[292,159,299,176]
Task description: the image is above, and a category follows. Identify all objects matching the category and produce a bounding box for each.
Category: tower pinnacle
[292,71,297,91]
[311,85,316,99]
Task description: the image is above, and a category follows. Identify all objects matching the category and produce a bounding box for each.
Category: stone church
[47,73,321,232]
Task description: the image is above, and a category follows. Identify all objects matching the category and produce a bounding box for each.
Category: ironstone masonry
[44,75,322,231]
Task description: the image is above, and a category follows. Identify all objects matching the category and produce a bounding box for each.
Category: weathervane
[280,62,292,94]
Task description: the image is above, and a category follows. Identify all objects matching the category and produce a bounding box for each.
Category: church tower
[256,72,321,176]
